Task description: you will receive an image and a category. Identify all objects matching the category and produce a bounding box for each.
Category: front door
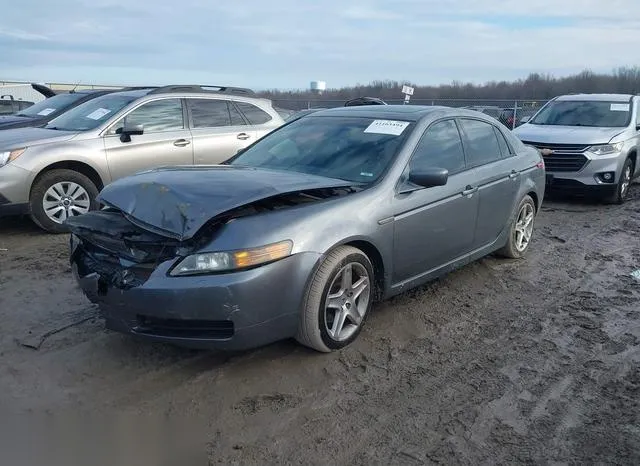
[187,98,257,165]
[392,119,479,284]
[103,98,193,182]
[457,118,518,247]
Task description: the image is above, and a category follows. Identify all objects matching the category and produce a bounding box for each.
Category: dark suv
[499,107,537,129]
[0,89,121,130]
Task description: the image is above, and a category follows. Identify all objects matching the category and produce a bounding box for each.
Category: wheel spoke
[326,292,343,310]
[340,264,353,292]
[69,206,87,216]
[46,188,62,201]
[330,309,348,339]
[43,200,59,210]
[351,276,369,300]
[45,205,64,216]
[73,198,91,209]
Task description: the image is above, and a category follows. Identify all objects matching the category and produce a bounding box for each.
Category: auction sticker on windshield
[37,108,56,116]
[364,120,410,136]
[86,108,112,120]
[610,103,630,112]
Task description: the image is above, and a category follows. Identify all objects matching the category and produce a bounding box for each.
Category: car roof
[555,93,634,102]
[307,105,485,122]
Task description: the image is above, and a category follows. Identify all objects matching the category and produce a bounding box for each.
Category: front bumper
[0,164,32,216]
[71,241,322,351]
[544,152,625,195]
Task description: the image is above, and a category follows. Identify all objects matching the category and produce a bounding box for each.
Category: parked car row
[0,84,286,232]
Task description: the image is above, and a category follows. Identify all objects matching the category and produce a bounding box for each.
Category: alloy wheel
[324,262,371,342]
[514,202,535,252]
[43,182,91,224]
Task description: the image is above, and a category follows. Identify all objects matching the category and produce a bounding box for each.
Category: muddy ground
[1,186,639,465]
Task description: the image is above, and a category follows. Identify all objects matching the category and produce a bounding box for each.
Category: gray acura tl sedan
[67,105,546,353]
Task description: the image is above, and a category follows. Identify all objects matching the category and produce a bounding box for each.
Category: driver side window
[110,99,184,134]
[410,119,466,174]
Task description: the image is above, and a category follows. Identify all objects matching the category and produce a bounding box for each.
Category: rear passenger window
[459,119,502,166]
[410,119,466,174]
[494,127,513,158]
[189,99,246,128]
[235,102,272,125]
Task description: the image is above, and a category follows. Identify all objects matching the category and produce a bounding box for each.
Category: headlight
[0,148,26,167]
[169,240,293,276]
[587,142,623,155]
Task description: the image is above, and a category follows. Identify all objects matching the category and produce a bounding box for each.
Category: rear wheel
[606,157,633,205]
[497,194,536,259]
[296,246,374,352]
[29,169,99,233]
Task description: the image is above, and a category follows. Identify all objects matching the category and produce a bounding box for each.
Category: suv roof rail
[148,85,255,96]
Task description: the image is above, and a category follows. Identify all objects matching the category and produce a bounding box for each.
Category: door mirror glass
[408,167,449,188]
[520,115,531,123]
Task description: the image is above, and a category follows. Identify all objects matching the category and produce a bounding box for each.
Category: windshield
[15,93,85,118]
[530,100,632,127]
[45,94,138,131]
[228,115,414,183]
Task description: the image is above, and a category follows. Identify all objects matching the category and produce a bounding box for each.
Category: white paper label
[610,103,629,112]
[37,108,55,116]
[401,85,414,95]
[86,108,112,120]
[364,119,410,136]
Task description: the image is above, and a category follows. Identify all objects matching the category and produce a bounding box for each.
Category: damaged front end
[68,208,195,295]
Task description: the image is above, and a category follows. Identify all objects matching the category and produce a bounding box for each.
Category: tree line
[260,67,640,109]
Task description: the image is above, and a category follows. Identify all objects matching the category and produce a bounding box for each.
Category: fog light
[596,172,615,183]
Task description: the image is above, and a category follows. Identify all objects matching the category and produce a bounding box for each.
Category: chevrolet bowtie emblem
[540,148,554,156]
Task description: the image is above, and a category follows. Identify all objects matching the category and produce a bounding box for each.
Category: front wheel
[606,157,633,205]
[496,194,536,259]
[29,169,99,233]
[296,246,374,352]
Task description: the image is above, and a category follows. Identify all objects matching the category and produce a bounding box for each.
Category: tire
[496,194,536,259]
[296,246,375,352]
[29,169,99,233]
[606,157,633,205]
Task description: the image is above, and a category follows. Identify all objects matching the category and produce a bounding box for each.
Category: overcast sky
[1,0,638,90]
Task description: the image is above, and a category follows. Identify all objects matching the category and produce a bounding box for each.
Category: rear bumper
[71,242,322,351]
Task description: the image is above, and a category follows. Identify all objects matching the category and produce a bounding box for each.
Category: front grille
[521,141,590,153]
[134,315,235,339]
[521,141,590,172]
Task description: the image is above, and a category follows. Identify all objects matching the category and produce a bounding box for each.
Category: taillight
[536,161,545,169]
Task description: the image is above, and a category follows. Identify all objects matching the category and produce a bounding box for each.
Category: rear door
[234,101,280,140]
[457,118,518,248]
[103,98,193,181]
[187,98,256,164]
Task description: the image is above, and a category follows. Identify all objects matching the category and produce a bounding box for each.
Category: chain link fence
[272,98,550,130]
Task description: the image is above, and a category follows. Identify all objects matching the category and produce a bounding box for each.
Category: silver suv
[0,85,285,232]
[514,93,639,204]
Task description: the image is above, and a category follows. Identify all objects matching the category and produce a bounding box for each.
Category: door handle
[509,170,519,179]
[237,133,251,140]
[173,139,190,147]
[462,186,478,196]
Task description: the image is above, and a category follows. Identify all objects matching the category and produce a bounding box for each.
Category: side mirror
[119,123,144,142]
[520,115,531,123]
[408,167,449,188]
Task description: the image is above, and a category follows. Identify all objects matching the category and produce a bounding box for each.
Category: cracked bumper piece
[72,248,321,351]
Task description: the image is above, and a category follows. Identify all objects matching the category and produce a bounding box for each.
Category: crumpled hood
[97,165,355,240]
[0,127,77,150]
[514,124,627,145]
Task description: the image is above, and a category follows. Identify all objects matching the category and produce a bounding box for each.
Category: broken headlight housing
[169,240,293,276]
